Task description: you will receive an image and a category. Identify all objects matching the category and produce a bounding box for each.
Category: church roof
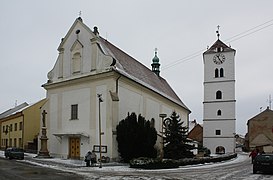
[100,38,190,111]
[204,39,235,54]
[49,18,190,112]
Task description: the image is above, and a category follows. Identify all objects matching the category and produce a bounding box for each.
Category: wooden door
[69,137,80,159]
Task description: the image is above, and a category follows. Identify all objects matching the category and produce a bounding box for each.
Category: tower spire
[216,25,220,39]
[151,48,160,76]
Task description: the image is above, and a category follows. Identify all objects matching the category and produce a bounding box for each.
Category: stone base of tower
[203,137,235,154]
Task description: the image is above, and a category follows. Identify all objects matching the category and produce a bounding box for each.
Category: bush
[129,154,238,169]
[130,157,179,169]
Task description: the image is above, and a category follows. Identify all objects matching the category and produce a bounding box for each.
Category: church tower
[151,48,160,76]
[203,28,236,154]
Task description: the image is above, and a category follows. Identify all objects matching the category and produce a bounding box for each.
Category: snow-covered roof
[0,102,29,119]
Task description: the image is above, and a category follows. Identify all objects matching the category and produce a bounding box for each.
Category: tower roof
[152,50,160,63]
[204,39,235,54]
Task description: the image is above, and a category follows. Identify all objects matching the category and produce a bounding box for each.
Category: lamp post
[97,94,103,168]
[159,113,167,160]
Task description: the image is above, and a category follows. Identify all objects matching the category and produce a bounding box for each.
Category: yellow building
[0,99,46,151]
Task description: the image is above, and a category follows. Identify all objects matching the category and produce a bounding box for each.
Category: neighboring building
[188,123,203,145]
[0,99,46,151]
[246,107,273,152]
[203,31,236,154]
[41,17,190,160]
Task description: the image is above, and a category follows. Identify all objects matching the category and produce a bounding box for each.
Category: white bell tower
[203,28,236,154]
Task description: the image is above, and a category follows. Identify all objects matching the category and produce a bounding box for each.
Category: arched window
[216,91,222,99]
[215,68,219,78]
[216,146,225,154]
[72,52,81,73]
[217,110,222,116]
[220,68,224,77]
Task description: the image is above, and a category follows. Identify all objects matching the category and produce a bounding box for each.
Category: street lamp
[97,94,103,168]
[159,113,167,160]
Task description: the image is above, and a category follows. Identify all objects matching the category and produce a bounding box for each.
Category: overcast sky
[1,1,273,135]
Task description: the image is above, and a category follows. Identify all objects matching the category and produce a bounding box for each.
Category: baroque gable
[47,18,115,83]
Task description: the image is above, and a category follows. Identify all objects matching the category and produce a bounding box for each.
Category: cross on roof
[216,25,220,39]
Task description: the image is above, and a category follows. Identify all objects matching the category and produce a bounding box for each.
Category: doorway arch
[216,146,225,154]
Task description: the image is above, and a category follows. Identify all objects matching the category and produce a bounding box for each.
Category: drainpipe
[22,113,24,150]
[116,76,121,93]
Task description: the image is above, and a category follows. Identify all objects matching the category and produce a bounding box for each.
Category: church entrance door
[69,137,80,159]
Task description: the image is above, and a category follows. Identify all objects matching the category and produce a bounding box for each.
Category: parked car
[253,154,273,174]
[4,147,24,160]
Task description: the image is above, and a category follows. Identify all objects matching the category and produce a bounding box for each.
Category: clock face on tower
[213,53,225,64]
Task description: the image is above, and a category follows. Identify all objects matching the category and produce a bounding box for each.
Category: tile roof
[100,38,190,111]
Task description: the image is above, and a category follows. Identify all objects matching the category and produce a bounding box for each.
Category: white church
[203,31,236,154]
[40,17,190,160]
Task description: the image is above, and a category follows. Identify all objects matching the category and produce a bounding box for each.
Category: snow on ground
[0,150,249,173]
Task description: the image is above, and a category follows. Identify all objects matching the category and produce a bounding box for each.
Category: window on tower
[220,68,224,77]
[216,130,221,135]
[217,110,222,116]
[216,91,222,99]
[215,68,219,78]
[216,47,223,52]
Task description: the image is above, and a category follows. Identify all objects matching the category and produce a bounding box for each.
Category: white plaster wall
[119,86,144,119]
[48,94,60,156]
[62,88,90,132]
[203,120,235,137]
[204,82,235,101]
[203,101,236,119]
[203,137,235,153]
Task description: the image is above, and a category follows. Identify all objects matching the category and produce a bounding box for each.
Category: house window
[216,130,221,135]
[217,110,222,116]
[220,68,224,77]
[15,123,17,131]
[19,122,23,130]
[216,91,222,99]
[215,68,219,78]
[10,124,12,132]
[71,104,78,120]
[72,52,81,73]
[14,138,17,147]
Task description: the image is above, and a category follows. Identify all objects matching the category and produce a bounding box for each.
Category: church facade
[41,18,190,160]
[203,33,236,154]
